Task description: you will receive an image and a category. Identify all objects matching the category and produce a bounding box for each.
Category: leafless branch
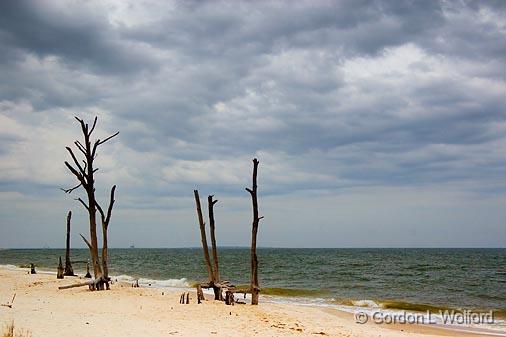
[64,161,85,184]
[60,183,82,194]
[65,147,85,176]
[88,116,98,136]
[98,132,120,146]
[76,197,89,211]
[105,185,116,228]
[79,234,92,250]
[74,141,86,156]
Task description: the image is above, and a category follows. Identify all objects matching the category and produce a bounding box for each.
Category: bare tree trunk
[101,226,109,289]
[208,195,222,300]
[246,158,263,305]
[64,211,75,276]
[194,190,215,283]
[97,185,116,290]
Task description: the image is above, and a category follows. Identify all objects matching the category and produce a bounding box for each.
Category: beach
[0,267,501,337]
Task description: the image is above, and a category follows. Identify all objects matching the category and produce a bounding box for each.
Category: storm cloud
[0,0,505,248]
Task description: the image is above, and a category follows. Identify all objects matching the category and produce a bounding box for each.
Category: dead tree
[96,185,116,290]
[246,158,263,305]
[63,211,75,276]
[62,116,118,290]
[208,195,222,300]
[193,190,226,300]
[194,190,214,283]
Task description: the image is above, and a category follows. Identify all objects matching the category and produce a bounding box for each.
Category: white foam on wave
[351,299,381,308]
[0,265,190,288]
[0,264,56,275]
[0,264,22,271]
[110,274,190,288]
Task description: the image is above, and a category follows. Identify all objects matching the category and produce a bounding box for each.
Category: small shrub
[2,322,32,337]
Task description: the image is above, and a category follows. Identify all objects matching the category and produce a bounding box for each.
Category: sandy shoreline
[0,267,502,337]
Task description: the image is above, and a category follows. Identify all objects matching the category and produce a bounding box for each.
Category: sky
[0,0,505,248]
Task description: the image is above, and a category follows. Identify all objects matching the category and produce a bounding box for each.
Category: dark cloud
[0,0,505,247]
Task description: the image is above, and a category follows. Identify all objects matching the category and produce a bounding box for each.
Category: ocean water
[1,248,505,330]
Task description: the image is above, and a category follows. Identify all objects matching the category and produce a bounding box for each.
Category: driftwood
[64,211,75,276]
[246,158,263,305]
[58,277,108,291]
[1,293,15,308]
[57,257,64,279]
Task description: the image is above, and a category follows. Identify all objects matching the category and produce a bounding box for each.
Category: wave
[329,298,506,317]
[0,265,190,289]
[110,274,190,288]
[262,287,329,297]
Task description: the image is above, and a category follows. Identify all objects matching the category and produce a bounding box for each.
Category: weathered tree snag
[208,195,222,300]
[246,158,263,305]
[62,117,118,290]
[194,190,215,283]
[64,211,75,276]
[57,257,64,279]
[96,185,116,290]
[194,190,226,300]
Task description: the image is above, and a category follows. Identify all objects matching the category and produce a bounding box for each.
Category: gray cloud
[0,0,505,247]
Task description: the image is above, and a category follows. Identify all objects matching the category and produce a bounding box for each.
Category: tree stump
[196,285,205,304]
[84,262,92,278]
[57,257,64,279]
[30,263,36,274]
[225,290,234,305]
[64,211,75,276]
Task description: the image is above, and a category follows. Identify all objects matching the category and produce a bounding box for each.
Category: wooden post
[57,257,64,279]
[246,158,263,305]
[84,262,92,278]
[194,190,215,284]
[64,211,75,276]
